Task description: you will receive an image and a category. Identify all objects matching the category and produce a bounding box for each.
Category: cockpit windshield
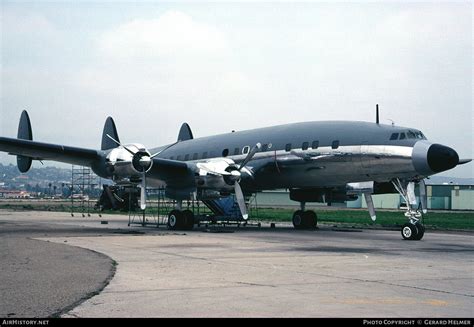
[390,130,426,141]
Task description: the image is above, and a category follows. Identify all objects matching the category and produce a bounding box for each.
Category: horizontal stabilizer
[177,123,193,142]
[101,117,120,150]
[17,110,33,173]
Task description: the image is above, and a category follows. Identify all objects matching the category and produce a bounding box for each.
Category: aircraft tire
[182,210,195,230]
[168,210,183,230]
[401,223,418,240]
[413,222,425,240]
[292,210,305,229]
[303,210,317,229]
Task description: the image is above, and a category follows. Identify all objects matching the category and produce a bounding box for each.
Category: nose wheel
[399,208,425,240]
[401,221,424,240]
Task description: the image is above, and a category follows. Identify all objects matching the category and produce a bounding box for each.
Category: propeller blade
[419,179,428,214]
[238,143,262,170]
[140,171,146,210]
[234,182,248,220]
[364,192,376,222]
[149,141,180,159]
[106,134,136,155]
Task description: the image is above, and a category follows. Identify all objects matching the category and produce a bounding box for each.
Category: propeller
[106,134,178,210]
[229,143,261,220]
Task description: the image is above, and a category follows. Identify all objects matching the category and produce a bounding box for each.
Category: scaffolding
[70,165,100,217]
[128,187,173,227]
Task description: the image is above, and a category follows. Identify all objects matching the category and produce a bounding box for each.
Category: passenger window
[169,156,174,160]
[331,140,340,149]
[222,149,229,157]
[202,152,208,159]
[234,147,240,155]
[399,133,406,140]
[312,141,319,149]
[390,133,399,140]
[184,154,190,161]
[285,143,292,152]
[302,142,309,150]
[177,155,182,161]
[261,144,268,151]
[242,146,250,155]
[193,153,198,160]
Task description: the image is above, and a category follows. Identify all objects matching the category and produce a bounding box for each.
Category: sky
[0,1,472,178]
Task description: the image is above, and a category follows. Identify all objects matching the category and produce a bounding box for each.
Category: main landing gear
[292,202,318,229]
[392,178,426,241]
[167,201,195,230]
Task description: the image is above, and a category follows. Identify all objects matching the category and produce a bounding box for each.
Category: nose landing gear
[401,212,425,241]
[392,178,426,241]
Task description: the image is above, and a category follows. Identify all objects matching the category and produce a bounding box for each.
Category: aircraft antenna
[376,104,379,124]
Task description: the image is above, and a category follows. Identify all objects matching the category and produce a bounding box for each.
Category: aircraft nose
[412,141,460,176]
[427,144,459,173]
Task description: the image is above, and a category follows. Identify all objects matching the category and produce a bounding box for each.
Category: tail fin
[17,110,33,173]
[101,117,120,150]
[177,123,193,142]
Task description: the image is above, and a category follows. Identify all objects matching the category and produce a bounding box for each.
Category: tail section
[177,123,193,142]
[101,117,120,150]
[17,110,33,173]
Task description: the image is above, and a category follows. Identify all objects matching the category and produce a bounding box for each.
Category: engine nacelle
[105,143,152,179]
[195,158,240,191]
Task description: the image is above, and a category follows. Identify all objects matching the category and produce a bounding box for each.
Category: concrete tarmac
[0,211,117,318]
[0,210,472,317]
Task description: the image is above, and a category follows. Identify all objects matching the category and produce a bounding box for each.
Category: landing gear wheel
[167,210,183,230]
[182,209,195,230]
[303,210,317,229]
[413,222,425,240]
[401,223,418,240]
[292,210,305,230]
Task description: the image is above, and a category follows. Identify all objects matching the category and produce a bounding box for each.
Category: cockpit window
[407,131,416,139]
[399,133,406,140]
[390,133,399,140]
[414,131,425,139]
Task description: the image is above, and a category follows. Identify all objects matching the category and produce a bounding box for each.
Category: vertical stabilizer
[17,110,33,173]
[177,123,194,142]
[101,117,120,150]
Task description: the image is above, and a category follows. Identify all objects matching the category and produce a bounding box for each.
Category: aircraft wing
[149,157,196,189]
[0,136,103,166]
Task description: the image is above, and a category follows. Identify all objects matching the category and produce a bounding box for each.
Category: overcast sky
[1,1,472,178]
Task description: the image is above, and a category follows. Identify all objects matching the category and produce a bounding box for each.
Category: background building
[257,176,474,210]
